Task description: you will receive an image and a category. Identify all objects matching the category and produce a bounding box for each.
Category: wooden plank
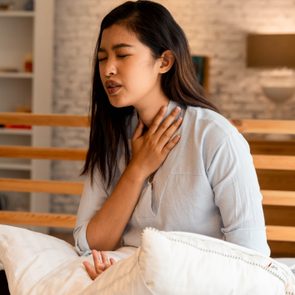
[2,149,293,169]
[1,114,294,134]
[232,119,295,134]
[0,178,83,194]
[253,155,295,170]
[0,211,76,228]
[257,170,295,191]
[1,213,294,241]
[266,225,295,242]
[268,241,295,258]
[0,112,89,127]
[248,140,295,155]
[262,190,295,206]
[264,206,295,227]
[0,146,86,161]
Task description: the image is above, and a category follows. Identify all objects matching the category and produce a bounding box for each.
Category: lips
[105,80,122,95]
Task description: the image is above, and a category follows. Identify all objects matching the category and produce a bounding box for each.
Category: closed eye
[98,57,107,63]
[117,54,130,59]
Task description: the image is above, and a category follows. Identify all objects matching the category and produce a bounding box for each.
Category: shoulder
[184,105,240,143]
[181,106,251,165]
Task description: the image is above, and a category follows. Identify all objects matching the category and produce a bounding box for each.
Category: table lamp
[246,34,295,104]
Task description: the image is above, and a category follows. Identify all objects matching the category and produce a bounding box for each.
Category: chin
[109,99,132,109]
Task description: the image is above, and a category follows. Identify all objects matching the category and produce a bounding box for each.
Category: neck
[135,95,169,127]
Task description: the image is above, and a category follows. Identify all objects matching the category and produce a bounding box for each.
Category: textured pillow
[0,225,90,295]
[0,225,133,295]
[1,225,294,295]
[83,228,295,295]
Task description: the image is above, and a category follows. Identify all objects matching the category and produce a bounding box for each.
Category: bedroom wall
[51,0,295,217]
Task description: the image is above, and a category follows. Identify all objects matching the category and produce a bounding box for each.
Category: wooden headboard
[0,113,294,257]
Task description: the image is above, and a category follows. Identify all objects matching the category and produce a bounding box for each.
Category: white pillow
[83,228,295,295]
[0,225,133,295]
[0,224,89,295]
[1,225,294,295]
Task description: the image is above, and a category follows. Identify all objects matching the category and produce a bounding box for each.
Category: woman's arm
[86,106,182,251]
[207,131,270,256]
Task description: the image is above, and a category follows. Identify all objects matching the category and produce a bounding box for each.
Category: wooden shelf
[0,72,33,79]
[0,128,32,136]
[0,0,54,234]
[0,163,31,171]
[0,11,34,18]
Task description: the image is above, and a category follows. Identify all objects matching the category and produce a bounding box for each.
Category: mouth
[105,80,122,95]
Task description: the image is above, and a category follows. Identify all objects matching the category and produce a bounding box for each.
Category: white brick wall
[51,0,295,215]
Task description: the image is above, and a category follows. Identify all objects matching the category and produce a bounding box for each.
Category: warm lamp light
[246,34,295,105]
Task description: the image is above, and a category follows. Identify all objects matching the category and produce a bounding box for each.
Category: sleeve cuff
[223,227,271,257]
[73,223,91,256]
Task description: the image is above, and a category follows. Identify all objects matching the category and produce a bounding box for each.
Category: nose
[103,57,117,78]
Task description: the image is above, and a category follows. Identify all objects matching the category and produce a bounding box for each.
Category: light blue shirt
[74,100,270,256]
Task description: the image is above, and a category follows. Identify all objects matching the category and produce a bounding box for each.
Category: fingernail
[175,106,181,112]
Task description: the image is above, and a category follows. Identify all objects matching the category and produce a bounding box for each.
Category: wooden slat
[1,213,294,239]
[0,146,86,161]
[2,149,293,169]
[0,211,76,228]
[0,178,83,194]
[257,170,295,191]
[1,114,294,134]
[264,206,295,227]
[268,241,295,258]
[232,119,295,134]
[248,140,295,155]
[253,155,295,170]
[266,225,295,242]
[0,112,89,127]
[262,190,295,206]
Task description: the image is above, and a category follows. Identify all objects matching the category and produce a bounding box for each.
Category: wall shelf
[0,72,33,79]
[0,128,32,136]
[0,163,32,171]
[0,0,54,233]
[0,11,34,18]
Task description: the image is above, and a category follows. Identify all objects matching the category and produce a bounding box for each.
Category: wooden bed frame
[0,113,294,257]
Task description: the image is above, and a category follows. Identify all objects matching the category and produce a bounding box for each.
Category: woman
[74,0,270,279]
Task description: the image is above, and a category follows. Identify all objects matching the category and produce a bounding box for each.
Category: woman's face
[98,24,163,109]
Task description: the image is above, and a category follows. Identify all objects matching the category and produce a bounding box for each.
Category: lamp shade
[246,34,295,68]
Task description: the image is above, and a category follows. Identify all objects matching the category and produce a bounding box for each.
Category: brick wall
[51,0,295,215]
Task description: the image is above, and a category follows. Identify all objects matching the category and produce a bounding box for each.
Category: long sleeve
[73,171,108,255]
[207,131,271,256]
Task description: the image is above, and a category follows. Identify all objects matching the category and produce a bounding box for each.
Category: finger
[153,106,181,140]
[132,119,144,140]
[83,261,97,280]
[92,250,101,273]
[148,105,167,134]
[101,251,110,266]
[93,250,105,273]
[158,116,182,148]
[162,134,181,154]
[110,258,116,265]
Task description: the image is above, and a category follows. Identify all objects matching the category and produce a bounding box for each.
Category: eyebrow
[98,43,134,52]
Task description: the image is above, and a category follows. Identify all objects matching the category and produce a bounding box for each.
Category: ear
[159,50,175,74]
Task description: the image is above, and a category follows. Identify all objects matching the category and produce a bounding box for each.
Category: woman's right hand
[83,250,116,280]
[129,106,182,181]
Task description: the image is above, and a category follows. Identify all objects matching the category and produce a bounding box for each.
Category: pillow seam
[166,235,289,286]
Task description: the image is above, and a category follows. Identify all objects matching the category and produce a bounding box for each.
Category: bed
[0,112,294,294]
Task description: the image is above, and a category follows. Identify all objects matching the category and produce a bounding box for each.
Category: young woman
[74,0,270,279]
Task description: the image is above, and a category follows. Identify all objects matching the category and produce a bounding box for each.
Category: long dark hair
[82,0,218,187]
